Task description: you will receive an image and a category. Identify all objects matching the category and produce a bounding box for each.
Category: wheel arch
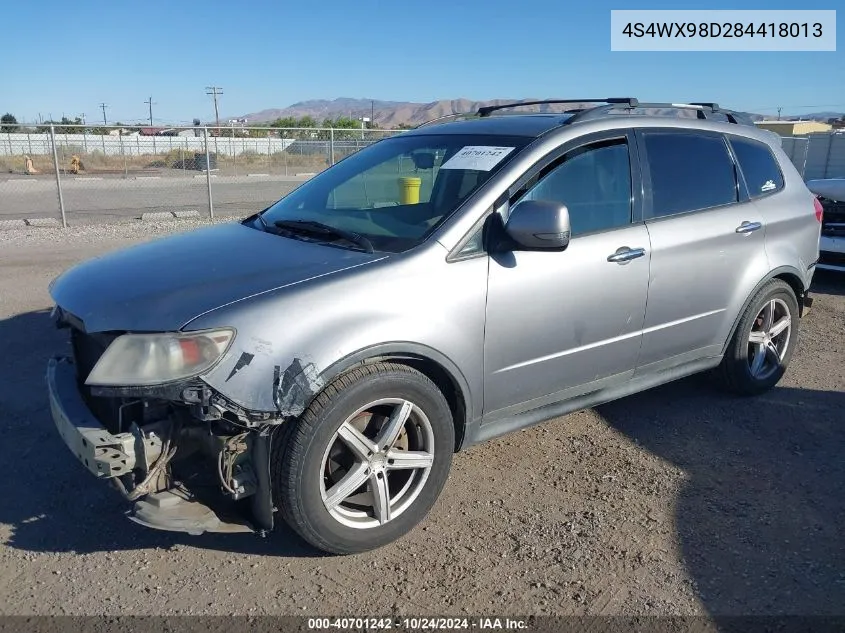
[721,265,808,355]
[313,343,473,452]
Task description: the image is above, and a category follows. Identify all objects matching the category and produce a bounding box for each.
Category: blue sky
[3,0,842,124]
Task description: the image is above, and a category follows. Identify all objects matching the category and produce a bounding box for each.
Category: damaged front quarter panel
[272,358,323,417]
[196,336,324,421]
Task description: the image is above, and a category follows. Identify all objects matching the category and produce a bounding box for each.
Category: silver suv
[47,99,821,554]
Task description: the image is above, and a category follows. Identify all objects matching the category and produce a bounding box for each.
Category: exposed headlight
[85,329,235,387]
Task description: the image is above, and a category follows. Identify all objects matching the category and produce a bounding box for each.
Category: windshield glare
[259,133,529,252]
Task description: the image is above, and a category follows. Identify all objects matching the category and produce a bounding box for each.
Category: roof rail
[688,102,720,110]
[565,101,753,126]
[477,98,638,118]
[413,99,752,130]
[414,112,478,129]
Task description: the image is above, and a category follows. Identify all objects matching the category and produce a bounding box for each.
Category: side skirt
[467,355,722,446]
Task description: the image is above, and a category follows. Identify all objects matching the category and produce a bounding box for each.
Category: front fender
[184,250,489,423]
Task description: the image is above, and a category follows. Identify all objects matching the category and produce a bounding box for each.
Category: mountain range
[236,98,843,128]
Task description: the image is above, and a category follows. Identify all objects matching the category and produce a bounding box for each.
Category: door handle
[607,247,646,263]
[735,221,762,234]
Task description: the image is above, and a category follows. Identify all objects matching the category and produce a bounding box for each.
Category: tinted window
[643,133,737,218]
[730,137,784,198]
[519,139,632,235]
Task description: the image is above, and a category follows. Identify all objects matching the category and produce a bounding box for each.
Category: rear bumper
[818,235,845,272]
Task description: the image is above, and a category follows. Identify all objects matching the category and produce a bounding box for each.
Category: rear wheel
[716,279,799,396]
[272,363,454,554]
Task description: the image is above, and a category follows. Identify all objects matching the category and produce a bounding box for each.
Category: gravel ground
[0,220,843,617]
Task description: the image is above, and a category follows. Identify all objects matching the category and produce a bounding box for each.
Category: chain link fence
[0,125,404,226]
[3,125,844,227]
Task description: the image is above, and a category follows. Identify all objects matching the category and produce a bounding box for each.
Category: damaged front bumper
[46,356,275,536]
[47,357,164,479]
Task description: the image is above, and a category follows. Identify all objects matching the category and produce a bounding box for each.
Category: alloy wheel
[320,398,435,529]
[747,298,792,381]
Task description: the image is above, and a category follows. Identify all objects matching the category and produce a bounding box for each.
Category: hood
[49,221,385,333]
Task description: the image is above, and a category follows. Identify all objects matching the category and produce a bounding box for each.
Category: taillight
[813,197,824,223]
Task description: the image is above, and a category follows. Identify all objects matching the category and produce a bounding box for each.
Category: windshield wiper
[255,212,271,231]
[273,219,375,253]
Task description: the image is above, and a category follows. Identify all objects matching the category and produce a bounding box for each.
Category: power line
[747,103,845,112]
[205,86,223,128]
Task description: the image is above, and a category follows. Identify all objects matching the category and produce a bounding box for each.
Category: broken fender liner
[128,489,254,535]
[250,426,275,533]
[272,357,323,417]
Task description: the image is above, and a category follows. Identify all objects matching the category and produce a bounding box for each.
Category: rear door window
[729,137,784,198]
[642,132,738,218]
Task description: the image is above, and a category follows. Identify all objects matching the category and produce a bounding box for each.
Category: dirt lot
[0,220,842,617]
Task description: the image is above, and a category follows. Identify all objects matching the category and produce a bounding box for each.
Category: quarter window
[730,137,784,198]
[643,132,738,218]
[518,139,633,235]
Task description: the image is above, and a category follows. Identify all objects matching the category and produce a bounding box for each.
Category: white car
[806,179,845,272]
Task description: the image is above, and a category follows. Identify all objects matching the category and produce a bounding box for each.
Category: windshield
[258,133,529,252]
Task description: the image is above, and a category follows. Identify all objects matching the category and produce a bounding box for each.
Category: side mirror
[504,199,571,250]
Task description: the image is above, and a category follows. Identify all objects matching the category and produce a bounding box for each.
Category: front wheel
[716,279,800,396]
[272,363,454,554]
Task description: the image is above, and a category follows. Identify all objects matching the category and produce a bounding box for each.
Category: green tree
[270,116,320,139]
[1,113,18,132]
[59,116,84,134]
[269,116,298,129]
[36,116,85,134]
[33,117,80,134]
[322,116,367,140]
[325,116,359,129]
[246,126,272,138]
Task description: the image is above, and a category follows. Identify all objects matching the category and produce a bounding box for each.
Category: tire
[716,279,799,396]
[272,362,454,554]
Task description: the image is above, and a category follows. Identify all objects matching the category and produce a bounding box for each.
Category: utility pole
[78,113,88,151]
[98,103,108,153]
[777,107,782,120]
[144,96,156,127]
[371,100,375,123]
[205,86,223,128]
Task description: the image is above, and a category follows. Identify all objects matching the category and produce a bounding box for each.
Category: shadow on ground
[0,309,320,558]
[597,375,845,615]
[811,269,845,298]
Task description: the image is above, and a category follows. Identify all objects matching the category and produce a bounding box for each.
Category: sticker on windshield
[440,146,515,171]
[761,179,777,192]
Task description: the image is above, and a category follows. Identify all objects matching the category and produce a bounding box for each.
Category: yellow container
[399,177,422,205]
